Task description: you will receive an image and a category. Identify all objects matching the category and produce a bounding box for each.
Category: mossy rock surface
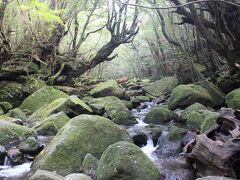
[0,101,12,113]
[64,173,92,180]
[20,86,69,113]
[144,106,173,124]
[168,84,213,110]
[90,96,137,125]
[29,170,64,180]
[83,153,99,177]
[168,126,186,141]
[8,108,27,120]
[96,141,162,180]
[121,100,133,110]
[89,80,126,99]
[25,78,46,94]
[135,96,150,102]
[142,76,178,97]
[28,95,92,127]
[0,120,36,146]
[197,80,225,107]
[32,115,132,176]
[226,88,240,109]
[34,112,70,136]
[186,110,219,132]
[180,103,209,123]
[0,81,27,107]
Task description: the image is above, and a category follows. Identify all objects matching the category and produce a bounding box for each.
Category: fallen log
[184,108,240,178]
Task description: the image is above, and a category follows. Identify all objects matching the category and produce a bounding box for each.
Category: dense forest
[0,0,240,180]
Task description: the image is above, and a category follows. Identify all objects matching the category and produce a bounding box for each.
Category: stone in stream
[34,112,70,136]
[28,95,92,127]
[32,115,132,176]
[0,120,36,147]
[142,76,178,97]
[20,86,69,113]
[0,145,7,165]
[8,108,27,120]
[7,148,24,165]
[89,96,137,125]
[89,79,129,100]
[96,141,162,180]
[226,88,240,109]
[196,80,225,108]
[168,84,213,110]
[19,137,43,155]
[144,106,174,124]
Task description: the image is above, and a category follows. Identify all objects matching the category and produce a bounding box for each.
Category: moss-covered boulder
[89,96,137,125]
[8,108,27,120]
[64,174,92,180]
[89,80,127,99]
[25,78,46,94]
[226,88,240,109]
[135,96,150,102]
[121,100,133,110]
[144,106,173,124]
[142,76,178,97]
[32,115,132,176]
[29,170,64,180]
[96,141,162,180]
[168,84,213,110]
[186,110,219,132]
[197,80,225,107]
[0,101,12,113]
[28,95,92,127]
[34,112,70,136]
[83,153,99,177]
[168,126,187,141]
[20,86,69,113]
[0,120,36,146]
[0,81,27,107]
[180,103,209,123]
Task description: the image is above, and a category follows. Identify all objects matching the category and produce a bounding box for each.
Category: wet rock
[19,137,43,155]
[134,96,150,103]
[83,153,99,178]
[32,115,132,176]
[196,80,225,108]
[28,95,92,127]
[89,80,127,100]
[226,88,240,109]
[144,106,174,124]
[96,141,162,180]
[0,81,27,107]
[7,148,24,165]
[34,112,70,136]
[89,96,137,125]
[20,86,69,113]
[152,96,166,104]
[29,170,64,180]
[65,173,92,180]
[131,98,141,108]
[8,108,27,120]
[168,84,213,110]
[132,134,148,147]
[168,126,187,141]
[142,76,178,97]
[0,120,36,146]
[0,145,7,165]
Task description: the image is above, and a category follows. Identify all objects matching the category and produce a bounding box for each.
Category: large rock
[89,96,137,125]
[0,120,36,146]
[96,141,162,180]
[32,115,132,176]
[144,106,173,124]
[34,112,70,136]
[186,110,219,133]
[197,80,225,107]
[0,81,27,107]
[168,84,213,110]
[28,95,92,127]
[20,86,69,113]
[142,76,178,97]
[29,170,64,180]
[226,88,240,109]
[89,80,127,100]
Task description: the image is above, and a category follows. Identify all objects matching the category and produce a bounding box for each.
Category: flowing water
[131,102,195,180]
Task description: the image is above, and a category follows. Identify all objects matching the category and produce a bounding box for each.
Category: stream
[0,101,195,180]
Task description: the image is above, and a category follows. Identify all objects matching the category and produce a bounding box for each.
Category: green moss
[144,106,173,124]
[121,100,133,110]
[83,153,99,175]
[142,76,178,97]
[20,86,69,113]
[168,126,186,141]
[135,96,150,102]
[96,141,162,180]
[32,115,132,176]
[0,102,12,113]
[226,88,240,109]
[89,80,125,99]
[9,108,27,120]
[0,120,36,146]
[25,78,46,94]
[168,84,213,110]
[90,96,137,125]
